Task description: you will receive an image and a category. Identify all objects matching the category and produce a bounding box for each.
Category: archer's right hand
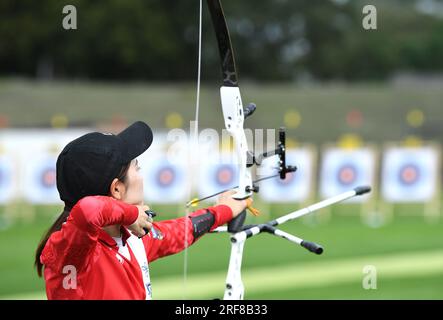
[216,190,248,218]
[127,205,153,237]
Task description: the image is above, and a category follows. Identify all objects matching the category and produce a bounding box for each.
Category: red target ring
[398,164,419,185]
[216,165,235,186]
[337,165,357,186]
[156,167,175,187]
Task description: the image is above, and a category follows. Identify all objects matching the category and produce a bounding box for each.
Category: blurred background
[1,0,443,299]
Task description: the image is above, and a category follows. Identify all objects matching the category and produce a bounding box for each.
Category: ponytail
[34,208,70,277]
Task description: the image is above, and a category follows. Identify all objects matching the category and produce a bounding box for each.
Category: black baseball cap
[56,121,153,210]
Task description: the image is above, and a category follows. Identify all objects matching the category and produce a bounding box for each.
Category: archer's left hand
[216,190,248,218]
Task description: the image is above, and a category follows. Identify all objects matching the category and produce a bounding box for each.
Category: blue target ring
[215,165,235,187]
[336,164,357,186]
[398,164,420,186]
[40,167,56,189]
[155,166,176,188]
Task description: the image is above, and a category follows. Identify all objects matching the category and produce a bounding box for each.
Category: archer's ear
[109,178,125,200]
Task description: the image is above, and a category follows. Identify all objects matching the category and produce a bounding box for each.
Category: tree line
[1,0,442,81]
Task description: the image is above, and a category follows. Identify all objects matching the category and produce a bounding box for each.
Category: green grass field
[1,203,442,300]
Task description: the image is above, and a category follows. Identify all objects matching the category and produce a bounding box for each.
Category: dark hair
[34,162,131,277]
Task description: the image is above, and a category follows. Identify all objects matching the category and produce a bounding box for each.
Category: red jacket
[40,196,233,300]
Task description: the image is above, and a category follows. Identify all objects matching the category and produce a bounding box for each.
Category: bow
[189,0,296,230]
[182,0,296,298]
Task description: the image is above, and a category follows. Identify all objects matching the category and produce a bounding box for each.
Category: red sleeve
[143,205,233,262]
[40,196,138,272]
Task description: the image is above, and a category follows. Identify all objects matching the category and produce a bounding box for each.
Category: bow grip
[228,210,246,233]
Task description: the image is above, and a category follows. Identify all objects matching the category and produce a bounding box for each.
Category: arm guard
[189,210,215,239]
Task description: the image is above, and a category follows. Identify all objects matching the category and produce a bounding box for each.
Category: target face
[40,167,57,189]
[381,147,439,202]
[23,154,60,204]
[198,156,239,201]
[155,166,176,188]
[142,155,189,203]
[337,164,358,186]
[215,165,235,187]
[398,164,420,186]
[320,148,375,202]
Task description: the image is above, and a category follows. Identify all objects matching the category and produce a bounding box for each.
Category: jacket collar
[98,227,132,247]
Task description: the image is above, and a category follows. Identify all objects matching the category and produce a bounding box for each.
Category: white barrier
[0,129,441,221]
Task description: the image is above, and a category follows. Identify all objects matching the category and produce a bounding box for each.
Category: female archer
[35,121,247,299]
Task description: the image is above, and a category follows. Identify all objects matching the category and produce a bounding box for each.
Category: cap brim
[118,121,153,161]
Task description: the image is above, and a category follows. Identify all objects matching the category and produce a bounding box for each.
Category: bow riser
[220,86,253,200]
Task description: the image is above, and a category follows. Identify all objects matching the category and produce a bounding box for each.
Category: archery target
[40,166,57,189]
[198,153,239,202]
[259,148,315,203]
[135,131,190,203]
[22,153,60,204]
[142,155,189,203]
[156,166,176,187]
[320,148,376,202]
[381,146,440,202]
[214,164,237,188]
[0,155,16,203]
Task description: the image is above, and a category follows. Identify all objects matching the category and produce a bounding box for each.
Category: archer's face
[120,159,144,205]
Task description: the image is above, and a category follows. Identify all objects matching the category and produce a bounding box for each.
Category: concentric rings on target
[336,164,358,186]
[398,164,420,186]
[215,165,235,187]
[155,166,176,188]
[40,167,56,189]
